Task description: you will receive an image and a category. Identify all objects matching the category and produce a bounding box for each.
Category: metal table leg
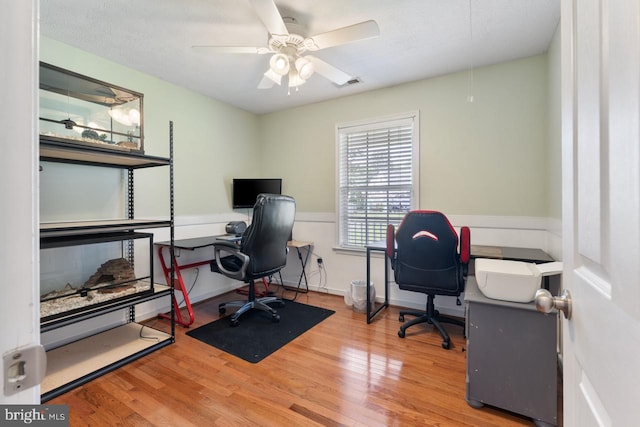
[366,246,389,323]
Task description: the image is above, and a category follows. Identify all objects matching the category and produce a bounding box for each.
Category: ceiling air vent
[336,77,361,88]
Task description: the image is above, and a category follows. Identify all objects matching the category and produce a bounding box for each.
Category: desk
[156,236,312,326]
[465,276,558,426]
[365,240,391,324]
[470,245,555,263]
[364,242,554,323]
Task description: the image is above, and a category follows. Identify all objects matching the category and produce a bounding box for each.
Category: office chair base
[219,297,284,326]
[235,277,272,298]
[398,308,465,349]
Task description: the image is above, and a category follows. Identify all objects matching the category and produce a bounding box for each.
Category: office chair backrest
[240,193,296,279]
[392,210,469,296]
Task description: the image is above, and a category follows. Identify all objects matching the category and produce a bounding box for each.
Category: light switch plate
[3,344,46,396]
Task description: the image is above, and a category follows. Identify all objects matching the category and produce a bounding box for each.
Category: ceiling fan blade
[258,76,276,89]
[249,0,289,37]
[66,89,134,106]
[192,46,271,54]
[258,69,281,89]
[306,56,352,85]
[306,20,380,50]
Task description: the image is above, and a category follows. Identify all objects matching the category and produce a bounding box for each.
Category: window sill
[332,246,386,258]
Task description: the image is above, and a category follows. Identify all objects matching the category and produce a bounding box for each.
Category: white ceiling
[40,0,560,115]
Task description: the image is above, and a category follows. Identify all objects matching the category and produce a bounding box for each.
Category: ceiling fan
[193,0,380,91]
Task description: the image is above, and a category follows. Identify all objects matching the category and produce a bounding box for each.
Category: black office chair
[386,210,470,349]
[211,194,295,326]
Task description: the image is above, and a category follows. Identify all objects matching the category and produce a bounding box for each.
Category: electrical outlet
[3,344,46,396]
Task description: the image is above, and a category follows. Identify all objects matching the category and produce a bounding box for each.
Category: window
[337,111,419,249]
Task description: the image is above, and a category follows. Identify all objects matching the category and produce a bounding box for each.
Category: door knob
[534,288,572,320]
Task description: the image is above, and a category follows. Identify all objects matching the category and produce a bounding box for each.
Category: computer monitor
[232,178,282,209]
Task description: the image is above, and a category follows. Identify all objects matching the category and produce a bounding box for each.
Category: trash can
[350,280,375,313]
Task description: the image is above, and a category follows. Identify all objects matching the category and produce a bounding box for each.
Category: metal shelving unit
[39,122,175,402]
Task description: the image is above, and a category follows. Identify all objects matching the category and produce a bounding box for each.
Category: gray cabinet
[465,277,558,427]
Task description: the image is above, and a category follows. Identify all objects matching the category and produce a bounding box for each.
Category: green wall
[42,37,554,219]
[547,24,562,221]
[259,54,550,216]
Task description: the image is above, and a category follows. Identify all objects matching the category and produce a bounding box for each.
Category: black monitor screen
[232,178,282,208]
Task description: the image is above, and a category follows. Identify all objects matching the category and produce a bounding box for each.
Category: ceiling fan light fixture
[269,53,290,76]
[288,68,306,88]
[295,57,315,80]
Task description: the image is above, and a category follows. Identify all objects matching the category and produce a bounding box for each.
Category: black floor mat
[186,300,335,363]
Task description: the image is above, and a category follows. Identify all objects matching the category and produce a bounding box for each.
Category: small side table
[284,240,313,293]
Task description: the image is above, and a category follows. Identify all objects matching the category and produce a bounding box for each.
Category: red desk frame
[156,236,236,327]
[156,246,202,327]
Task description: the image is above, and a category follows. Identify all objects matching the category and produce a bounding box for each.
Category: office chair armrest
[212,241,250,280]
[459,226,471,264]
[386,224,395,260]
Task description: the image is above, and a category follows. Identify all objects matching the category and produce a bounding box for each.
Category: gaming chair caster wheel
[398,329,406,338]
[399,314,405,322]
[219,307,226,314]
[230,318,239,327]
[442,341,450,350]
[271,314,280,323]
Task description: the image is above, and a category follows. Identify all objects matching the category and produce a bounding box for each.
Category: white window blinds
[337,112,418,249]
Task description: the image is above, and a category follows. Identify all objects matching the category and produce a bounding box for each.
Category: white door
[560,0,640,425]
[0,0,41,404]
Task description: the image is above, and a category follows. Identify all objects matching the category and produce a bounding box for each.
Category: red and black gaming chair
[386,210,470,349]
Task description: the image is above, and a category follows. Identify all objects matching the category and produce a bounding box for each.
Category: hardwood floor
[49,287,545,426]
